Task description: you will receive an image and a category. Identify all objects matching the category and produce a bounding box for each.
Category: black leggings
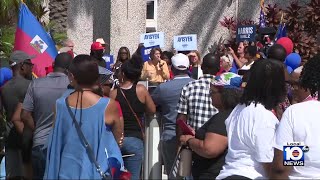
[223,175,252,180]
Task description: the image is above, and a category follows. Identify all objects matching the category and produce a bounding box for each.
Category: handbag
[65,98,111,180]
[118,88,145,139]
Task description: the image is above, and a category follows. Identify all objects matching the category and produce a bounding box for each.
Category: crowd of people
[0,34,319,180]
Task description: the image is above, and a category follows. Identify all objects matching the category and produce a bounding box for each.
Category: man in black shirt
[1,50,34,179]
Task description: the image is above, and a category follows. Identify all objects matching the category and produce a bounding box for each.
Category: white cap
[293,66,303,74]
[96,38,106,45]
[171,53,190,71]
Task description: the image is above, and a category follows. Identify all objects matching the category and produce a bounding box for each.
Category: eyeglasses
[23,62,34,67]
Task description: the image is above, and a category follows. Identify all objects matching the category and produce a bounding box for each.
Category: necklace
[121,82,133,89]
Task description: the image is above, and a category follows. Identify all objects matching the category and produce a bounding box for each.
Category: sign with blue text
[102,54,114,71]
[236,25,256,42]
[173,34,197,51]
[141,45,160,62]
[140,32,164,48]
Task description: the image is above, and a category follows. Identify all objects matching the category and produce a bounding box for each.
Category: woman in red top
[98,66,124,146]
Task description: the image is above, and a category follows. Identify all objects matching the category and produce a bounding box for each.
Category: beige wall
[67,0,146,56]
[66,0,310,57]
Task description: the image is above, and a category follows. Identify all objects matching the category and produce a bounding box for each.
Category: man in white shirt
[271,54,320,179]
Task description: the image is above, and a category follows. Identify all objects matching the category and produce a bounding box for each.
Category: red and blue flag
[14,2,58,77]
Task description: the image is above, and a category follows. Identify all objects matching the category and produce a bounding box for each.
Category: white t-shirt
[275,100,320,179]
[216,103,278,179]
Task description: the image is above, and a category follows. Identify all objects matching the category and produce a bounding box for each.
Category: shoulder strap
[119,88,145,138]
[64,97,110,179]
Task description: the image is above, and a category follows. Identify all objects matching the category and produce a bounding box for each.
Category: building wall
[158,0,236,56]
[65,0,310,56]
[157,0,310,56]
[66,0,145,55]
[109,0,146,56]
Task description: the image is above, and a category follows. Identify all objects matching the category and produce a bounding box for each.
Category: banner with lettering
[140,45,160,62]
[173,34,197,51]
[236,25,256,42]
[140,32,164,48]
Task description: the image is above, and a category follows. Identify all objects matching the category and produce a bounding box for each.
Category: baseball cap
[91,42,105,51]
[10,50,35,67]
[98,66,113,84]
[171,53,190,71]
[96,38,106,45]
[211,72,242,89]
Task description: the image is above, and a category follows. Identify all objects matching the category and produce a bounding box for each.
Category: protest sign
[140,32,164,48]
[140,45,160,62]
[173,34,197,51]
[103,54,114,71]
[236,25,256,42]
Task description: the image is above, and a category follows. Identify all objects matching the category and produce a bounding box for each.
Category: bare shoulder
[136,84,148,93]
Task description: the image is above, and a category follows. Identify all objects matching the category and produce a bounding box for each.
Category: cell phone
[224,44,231,49]
[177,119,195,136]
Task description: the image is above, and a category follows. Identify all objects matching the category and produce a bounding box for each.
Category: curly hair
[221,88,243,110]
[121,54,143,82]
[300,54,320,98]
[240,59,287,110]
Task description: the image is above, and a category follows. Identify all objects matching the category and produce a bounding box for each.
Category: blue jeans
[121,137,143,180]
[32,145,47,180]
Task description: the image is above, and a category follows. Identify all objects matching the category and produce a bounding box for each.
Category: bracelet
[186,138,194,147]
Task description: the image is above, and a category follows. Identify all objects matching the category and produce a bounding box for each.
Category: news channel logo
[283,142,309,166]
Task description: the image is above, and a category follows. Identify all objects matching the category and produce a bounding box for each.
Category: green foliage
[0,0,43,26]
[0,26,15,61]
[217,0,319,62]
[0,1,67,60]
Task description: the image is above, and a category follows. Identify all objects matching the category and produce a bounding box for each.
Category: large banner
[173,34,197,51]
[236,25,256,42]
[140,32,164,48]
[14,3,58,77]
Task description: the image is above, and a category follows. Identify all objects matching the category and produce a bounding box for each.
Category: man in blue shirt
[151,53,194,175]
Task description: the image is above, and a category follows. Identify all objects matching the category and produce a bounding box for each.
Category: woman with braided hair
[271,54,320,179]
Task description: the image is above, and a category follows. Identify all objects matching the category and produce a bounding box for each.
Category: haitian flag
[14,3,58,77]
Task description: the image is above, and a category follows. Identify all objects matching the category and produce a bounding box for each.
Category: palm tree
[48,0,69,33]
[0,0,44,26]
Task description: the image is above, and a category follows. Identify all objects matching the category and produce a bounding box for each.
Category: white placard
[140,32,164,48]
[173,34,197,51]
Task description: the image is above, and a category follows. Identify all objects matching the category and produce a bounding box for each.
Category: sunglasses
[23,62,34,66]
